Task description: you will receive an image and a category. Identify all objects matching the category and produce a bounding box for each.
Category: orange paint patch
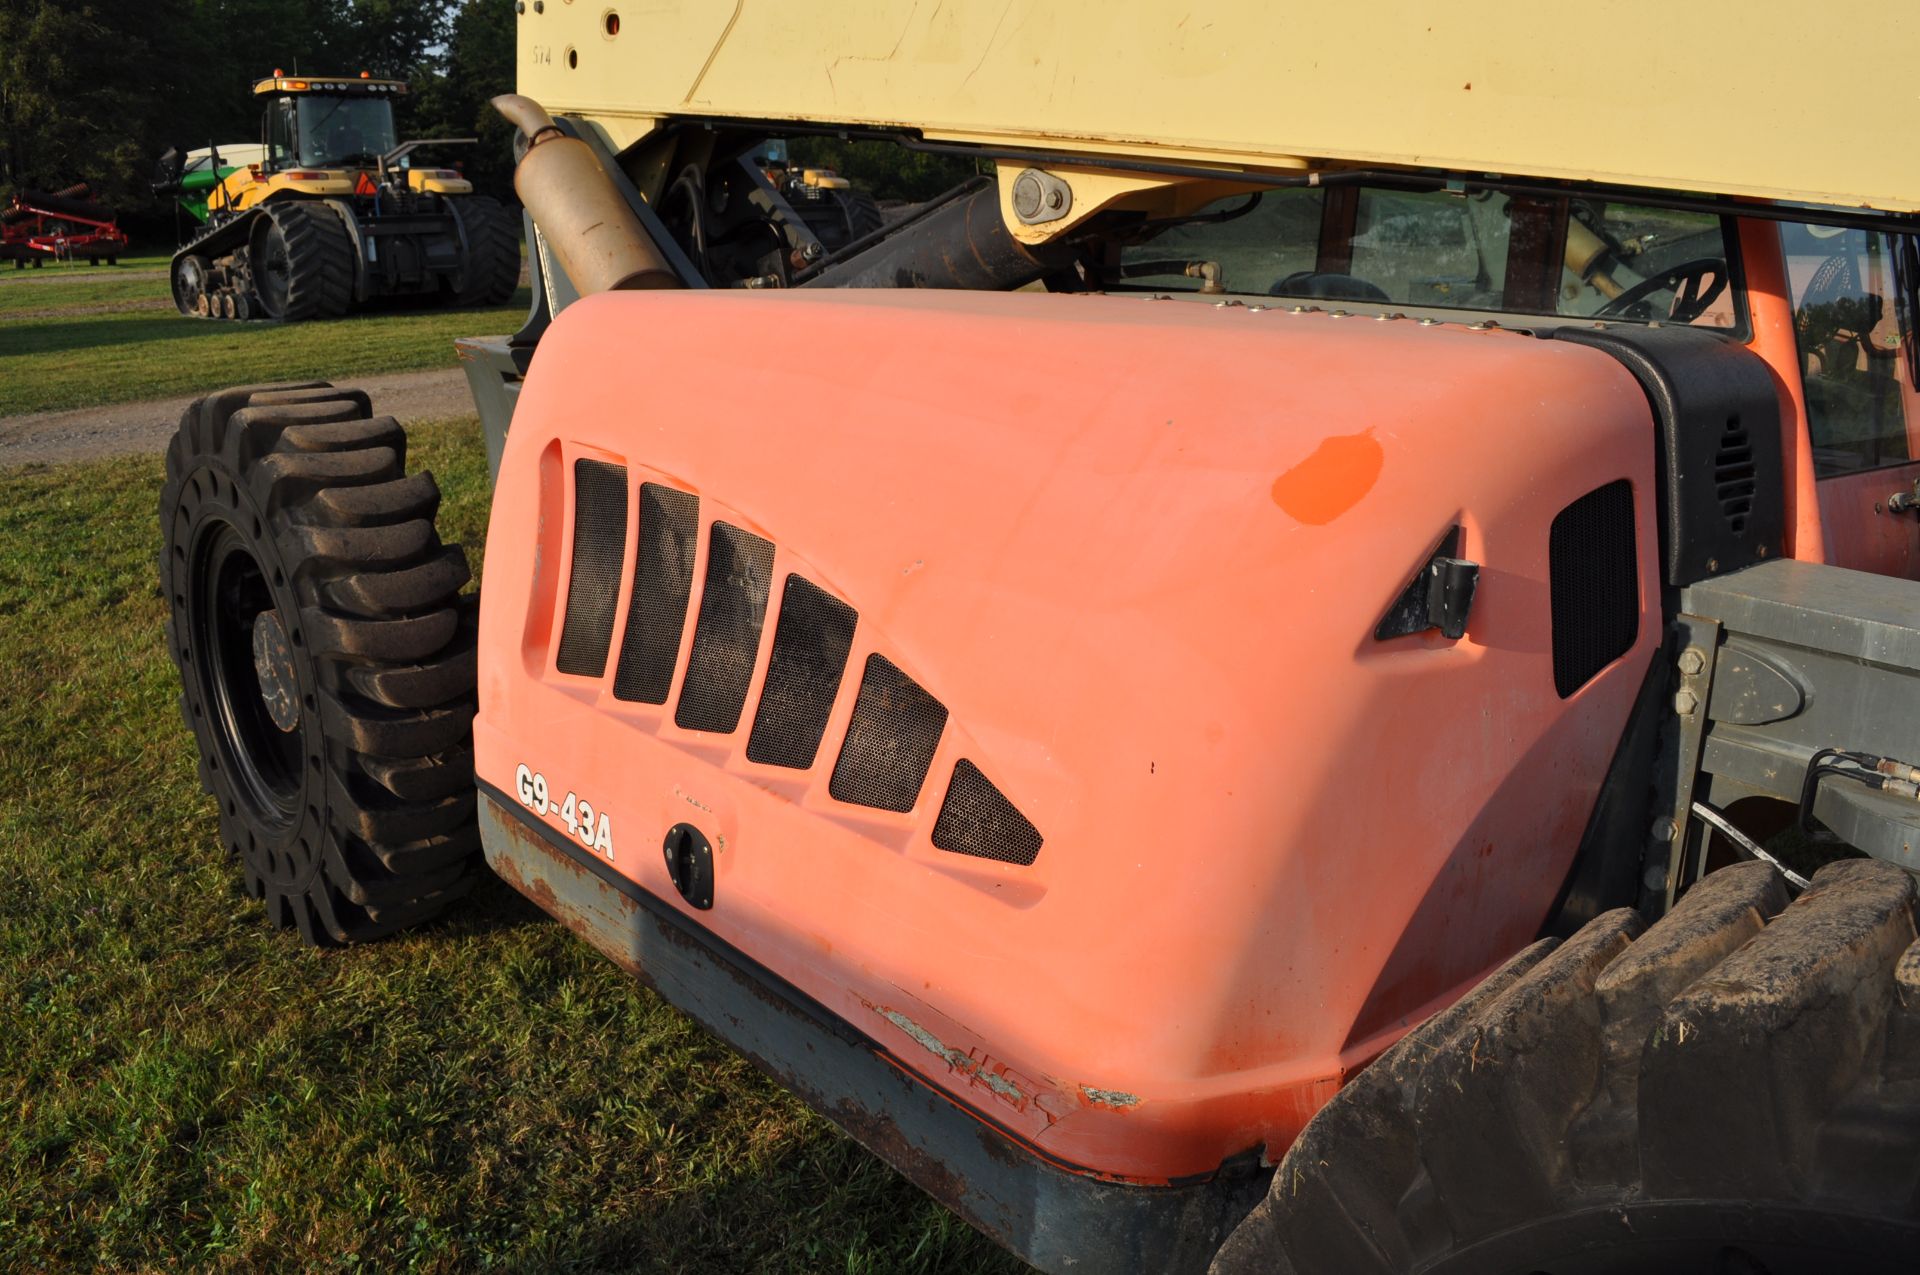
[1270,428,1384,525]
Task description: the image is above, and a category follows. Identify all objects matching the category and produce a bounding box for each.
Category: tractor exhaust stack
[491,94,681,294]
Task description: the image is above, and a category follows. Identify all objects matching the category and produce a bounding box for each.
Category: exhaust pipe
[491,94,682,294]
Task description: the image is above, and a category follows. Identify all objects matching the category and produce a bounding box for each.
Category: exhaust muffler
[491,94,682,294]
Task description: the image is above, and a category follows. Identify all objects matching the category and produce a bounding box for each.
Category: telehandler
[157,4,1920,1271]
[155,72,520,321]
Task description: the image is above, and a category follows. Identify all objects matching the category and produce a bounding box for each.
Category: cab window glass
[267,101,296,167]
[1559,206,1737,327]
[1785,223,1915,477]
[1349,189,1486,307]
[1111,186,1739,330]
[294,96,397,168]
[1113,188,1322,295]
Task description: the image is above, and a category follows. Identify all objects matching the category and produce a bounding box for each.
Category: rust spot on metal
[827,1094,980,1219]
[876,1007,1029,1105]
[485,802,656,983]
[1080,1085,1143,1110]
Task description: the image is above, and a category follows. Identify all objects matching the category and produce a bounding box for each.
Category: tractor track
[0,367,476,468]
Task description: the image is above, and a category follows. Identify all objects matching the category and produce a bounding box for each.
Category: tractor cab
[255,73,405,175]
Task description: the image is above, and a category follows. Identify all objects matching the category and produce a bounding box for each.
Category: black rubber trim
[1552,325,1782,586]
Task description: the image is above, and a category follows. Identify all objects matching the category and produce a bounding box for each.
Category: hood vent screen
[550,473,1032,853]
[932,759,1042,865]
[555,458,628,677]
[747,575,858,769]
[830,654,948,812]
[675,521,775,732]
[1713,414,1756,534]
[613,483,699,703]
[1549,479,1638,698]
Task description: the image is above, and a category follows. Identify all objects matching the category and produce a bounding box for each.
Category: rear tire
[159,383,479,945]
[250,202,355,321]
[446,195,521,307]
[834,188,884,242]
[1213,859,1920,1275]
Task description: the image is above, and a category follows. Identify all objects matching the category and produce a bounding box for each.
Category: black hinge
[1375,525,1480,642]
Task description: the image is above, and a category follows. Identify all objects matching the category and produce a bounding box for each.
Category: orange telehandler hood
[474,288,1660,1188]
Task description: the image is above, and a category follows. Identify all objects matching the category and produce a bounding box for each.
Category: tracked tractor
[156,72,520,321]
[157,5,1920,1272]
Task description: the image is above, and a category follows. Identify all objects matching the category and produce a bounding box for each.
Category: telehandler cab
[158,4,1920,1271]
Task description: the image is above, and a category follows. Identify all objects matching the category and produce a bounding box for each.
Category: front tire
[159,383,479,944]
[1214,859,1920,1275]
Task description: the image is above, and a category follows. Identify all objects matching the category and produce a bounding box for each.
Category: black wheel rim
[191,520,304,829]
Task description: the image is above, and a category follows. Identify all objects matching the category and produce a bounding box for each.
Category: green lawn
[0,259,528,416]
[0,421,1018,1273]
[0,253,172,277]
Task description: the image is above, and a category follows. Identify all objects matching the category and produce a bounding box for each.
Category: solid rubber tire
[1212,859,1920,1275]
[159,382,479,944]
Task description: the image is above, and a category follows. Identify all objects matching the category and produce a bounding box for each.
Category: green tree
[0,0,193,209]
[787,137,982,204]
[1,0,470,233]
[408,0,518,202]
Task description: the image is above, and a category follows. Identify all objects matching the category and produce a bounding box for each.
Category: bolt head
[1677,647,1706,675]
[1673,688,1699,716]
[1643,861,1669,892]
[1650,816,1678,843]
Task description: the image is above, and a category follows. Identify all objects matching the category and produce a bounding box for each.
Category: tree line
[0,0,985,248]
[0,0,515,238]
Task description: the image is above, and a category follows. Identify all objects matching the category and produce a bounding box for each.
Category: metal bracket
[1656,614,1721,909]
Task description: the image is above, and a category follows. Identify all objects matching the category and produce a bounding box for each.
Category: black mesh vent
[1713,414,1756,534]
[674,522,775,733]
[932,759,1043,866]
[746,576,858,769]
[1549,480,1639,698]
[829,654,948,811]
[555,458,628,677]
[612,483,699,703]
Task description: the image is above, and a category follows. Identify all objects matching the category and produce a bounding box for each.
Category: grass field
[0,257,528,416]
[0,421,1019,1272]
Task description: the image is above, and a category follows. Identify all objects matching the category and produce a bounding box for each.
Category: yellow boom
[518,0,1920,214]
